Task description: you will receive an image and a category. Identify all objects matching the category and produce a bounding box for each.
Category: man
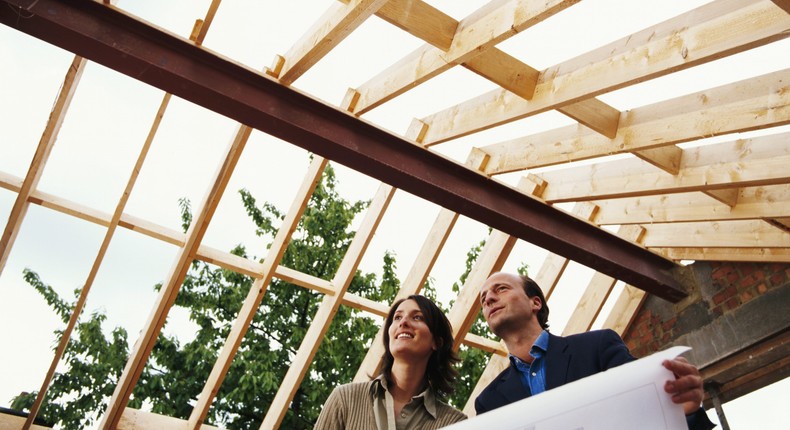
[475,272,715,429]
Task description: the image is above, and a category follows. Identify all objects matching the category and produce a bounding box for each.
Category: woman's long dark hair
[381,295,461,400]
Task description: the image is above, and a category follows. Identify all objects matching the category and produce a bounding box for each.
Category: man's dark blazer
[474,329,715,430]
[475,329,632,414]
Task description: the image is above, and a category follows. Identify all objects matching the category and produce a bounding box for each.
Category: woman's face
[388,299,437,362]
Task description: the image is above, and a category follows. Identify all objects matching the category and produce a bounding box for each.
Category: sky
[1,0,788,428]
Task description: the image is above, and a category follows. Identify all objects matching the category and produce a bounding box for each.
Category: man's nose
[483,292,497,306]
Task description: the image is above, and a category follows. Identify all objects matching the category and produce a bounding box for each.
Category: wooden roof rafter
[1,0,789,429]
[592,185,790,226]
[417,0,790,145]
[534,132,790,203]
[477,68,790,175]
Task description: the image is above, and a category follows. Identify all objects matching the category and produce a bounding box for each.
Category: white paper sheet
[444,346,691,430]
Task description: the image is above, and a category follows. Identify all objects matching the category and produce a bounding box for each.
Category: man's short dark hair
[521,275,550,330]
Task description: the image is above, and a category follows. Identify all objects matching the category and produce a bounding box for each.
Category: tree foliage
[11,164,498,428]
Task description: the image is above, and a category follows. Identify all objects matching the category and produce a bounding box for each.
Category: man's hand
[663,357,705,415]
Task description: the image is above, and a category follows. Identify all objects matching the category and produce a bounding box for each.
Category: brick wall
[622,261,790,358]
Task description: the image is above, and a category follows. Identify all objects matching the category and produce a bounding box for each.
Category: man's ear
[531,296,542,312]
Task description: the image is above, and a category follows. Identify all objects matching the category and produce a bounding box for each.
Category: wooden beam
[260,184,394,429]
[462,201,600,416]
[446,175,553,347]
[23,92,171,430]
[634,145,683,175]
[642,220,790,248]
[657,247,790,262]
[593,185,790,225]
[0,412,50,430]
[272,0,389,85]
[767,217,790,232]
[359,0,620,139]
[99,123,248,429]
[350,126,471,384]
[119,408,219,430]
[563,225,646,335]
[481,69,790,175]
[705,188,740,207]
[419,0,790,144]
[771,0,790,14]
[192,0,222,46]
[350,0,576,114]
[536,131,790,203]
[461,49,540,102]
[462,352,509,417]
[352,203,458,382]
[187,156,327,429]
[375,0,457,50]
[557,97,620,139]
[447,229,517,348]
[534,202,599,300]
[0,0,691,301]
[0,55,85,276]
[0,168,493,319]
[462,333,506,355]
[603,284,648,336]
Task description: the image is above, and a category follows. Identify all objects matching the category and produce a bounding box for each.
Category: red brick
[757,283,768,294]
[740,264,755,276]
[662,317,677,332]
[739,274,758,290]
[713,286,736,305]
[740,291,754,302]
[725,297,740,310]
[770,273,785,286]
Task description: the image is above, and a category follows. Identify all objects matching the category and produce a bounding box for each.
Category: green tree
[11,163,509,428]
[12,164,399,429]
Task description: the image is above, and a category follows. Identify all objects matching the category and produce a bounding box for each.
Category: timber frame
[0,0,788,429]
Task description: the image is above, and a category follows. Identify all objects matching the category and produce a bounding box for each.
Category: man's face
[480,272,540,336]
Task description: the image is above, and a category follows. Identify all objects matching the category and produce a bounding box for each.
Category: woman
[315,295,467,429]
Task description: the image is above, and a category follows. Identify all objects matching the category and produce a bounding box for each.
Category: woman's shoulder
[435,400,467,423]
[331,380,376,399]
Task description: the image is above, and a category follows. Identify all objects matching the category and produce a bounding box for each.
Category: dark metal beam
[0,0,688,301]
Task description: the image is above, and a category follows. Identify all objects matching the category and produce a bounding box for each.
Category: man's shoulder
[478,363,515,394]
[559,328,621,345]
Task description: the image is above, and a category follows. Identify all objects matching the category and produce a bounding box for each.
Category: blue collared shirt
[509,330,549,396]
